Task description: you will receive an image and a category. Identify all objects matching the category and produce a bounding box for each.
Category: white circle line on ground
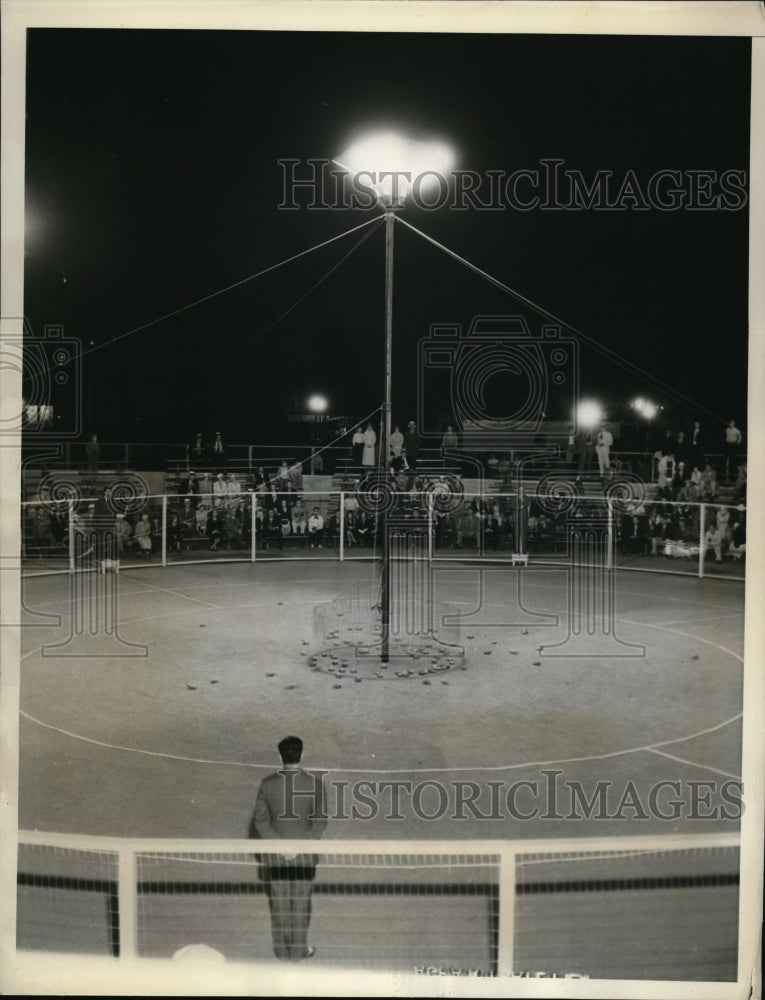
[18,708,742,779]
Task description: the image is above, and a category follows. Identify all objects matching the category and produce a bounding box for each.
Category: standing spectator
[250,736,326,962]
[274,461,291,490]
[213,472,228,508]
[403,421,420,473]
[729,509,746,560]
[361,423,377,468]
[595,424,613,478]
[389,424,404,464]
[699,461,718,501]
[673,431,689,468]
[441,425,458,452]
[690,421,705,470]
[180,470,201,506]
[85,433,101,473]
[188,432,208,470]
[351,426,365,467]
[734,462,747,505]
[288,462,304,495]
[723,419,742,482]
[578,427,596,473]
[307,507,324,548]
[485,454,500,478]
[211,431,227,472]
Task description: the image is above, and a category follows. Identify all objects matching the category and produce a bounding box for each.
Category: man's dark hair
[278,735,303,764]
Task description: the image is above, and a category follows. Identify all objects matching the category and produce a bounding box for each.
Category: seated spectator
[116,513,133,554]
[308,507,324,548]
[456,509,478,548]
[734,463,747,505]
[704,522,723,563]
[699,461,718,501]
[715,505,731,544]
[167,513,184,553]
[255,466,270,490]
[291,499,307,535]
[213,472,228,508]
[729,510,746,560]
[195,503,209,537]
[262,509,282,550]
[345,510,358,547]
[180,470,202,504]
[324,512,338,547]
[356,512,372,547]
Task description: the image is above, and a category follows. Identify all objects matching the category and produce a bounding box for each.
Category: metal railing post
[68,499,75,574]
[251,495,257,563]
[496,845,516,976]
[116,845,137,959]
[339,492,345,562]
[161,495,167,568]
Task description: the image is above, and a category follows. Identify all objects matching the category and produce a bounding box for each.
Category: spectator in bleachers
[180,470,201,506]
[715,505,731,546]
[578,427,596,472]
[657,452,674,490]
[351,426,365,466]
[344,510,358,547]
[291,498,307,535]
[115,513,132,554]
[729,508,746,560]
[723,419,742,482]
[647,507,665,557]
[704,522,723,563]
[498,454,512,478]
[308,507,324,548]
[188,432,208,469]
[207,509,227,552]
[288,462,304,494]
[674,430,689,468]
[699,461,718,500]
[167,513,184,553]
[734,462,747,505]
[324,512,339,547]
[486,454,500,478]
[213,472,229,508]
[274,460,290,487]
[390,424,404,464]
[255,466,270,491]
[404,421,420,474]
[441,425,458,452]
[595,424,613,478]
[690,421,705,470]
[134,513,152,556]
[362,423,377,468]
[211,431,227,472]
[456,508,478,549]
[195,502,209,538]
[356,512,373,547]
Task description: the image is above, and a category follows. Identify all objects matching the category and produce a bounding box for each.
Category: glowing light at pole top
[336,132,456,204]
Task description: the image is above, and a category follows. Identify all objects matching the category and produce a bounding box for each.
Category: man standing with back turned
[251,736,327,961]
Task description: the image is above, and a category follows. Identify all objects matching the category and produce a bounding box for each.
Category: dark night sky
[23,29,751,445]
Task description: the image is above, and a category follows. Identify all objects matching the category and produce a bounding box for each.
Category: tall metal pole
[381,209,395,664]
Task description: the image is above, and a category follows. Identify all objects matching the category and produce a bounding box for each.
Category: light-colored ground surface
[17,560,744,841]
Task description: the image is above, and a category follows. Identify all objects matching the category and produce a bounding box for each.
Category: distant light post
[307,393,329,474]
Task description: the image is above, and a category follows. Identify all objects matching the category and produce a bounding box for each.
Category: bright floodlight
[577,400,603,429]
[642,401,658,419]
[336,131,455,206]
[307,394,329,413]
